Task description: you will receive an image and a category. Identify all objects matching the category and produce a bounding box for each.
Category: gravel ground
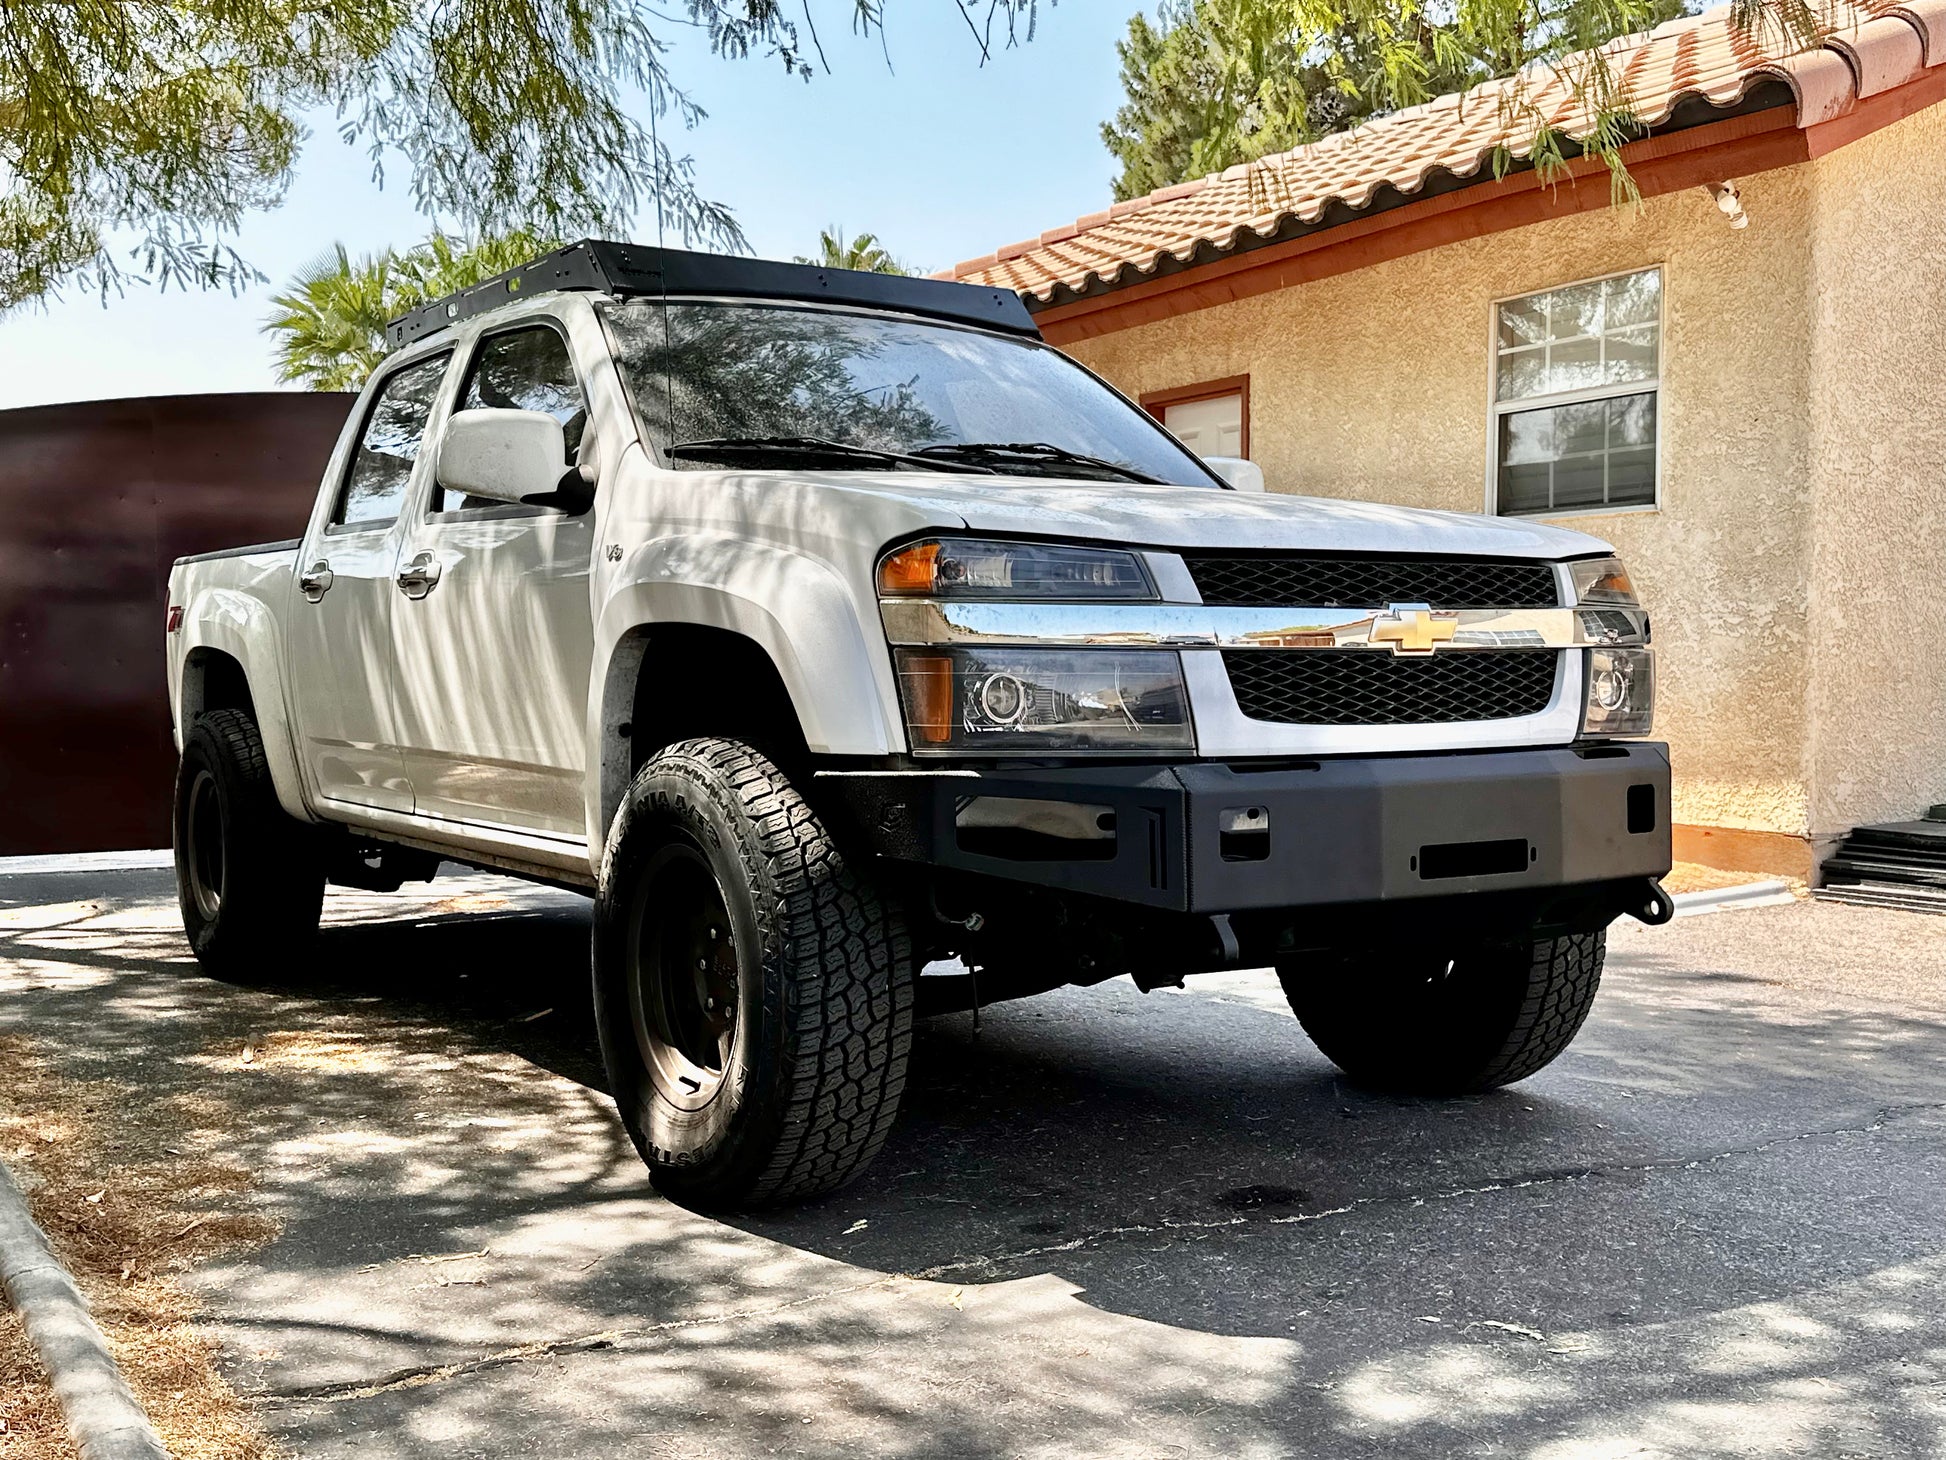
[2,866,1942,1459]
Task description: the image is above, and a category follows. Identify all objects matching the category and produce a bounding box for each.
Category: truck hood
[795,472,1613,559]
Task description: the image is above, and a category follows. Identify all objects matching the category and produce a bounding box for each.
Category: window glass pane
[1497,296,1547,348]
[439,327,587,511]
[1553,400,1607,456]
[1545,279,1604,341]
[1609,447,1656,500]
[1554,454,1606,509]
[336,354,449,527]
[1496,346,1547,402]
[1605,325,1658,385]
[1496,390,1656,516]
[1611,391,1657,446]
[1499,408,1555,464]
[1545,337,1604,395]
[1604,269,1661,328]
[1500,461,1554,515]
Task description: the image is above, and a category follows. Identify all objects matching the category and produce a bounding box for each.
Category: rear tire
[593,737,915,1209]
[173,708,325,978]
[1277,930,1606,1094]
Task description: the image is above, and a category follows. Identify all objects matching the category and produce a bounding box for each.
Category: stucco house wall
[1802,100,1946,840]
[1059,117,1946,871]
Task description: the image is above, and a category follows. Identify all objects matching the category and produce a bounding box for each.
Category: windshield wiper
[666,436,993,473]
[909,440,1167,485]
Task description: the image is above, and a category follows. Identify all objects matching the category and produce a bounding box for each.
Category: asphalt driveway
[2,865,1943,1459]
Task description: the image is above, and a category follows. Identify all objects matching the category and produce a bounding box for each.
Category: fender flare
[585,536,905,853]
[177,588,311,823]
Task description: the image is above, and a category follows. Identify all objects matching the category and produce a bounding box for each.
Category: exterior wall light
[1706,180,1749,230]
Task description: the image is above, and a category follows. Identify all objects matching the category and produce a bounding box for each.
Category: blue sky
[0,3,1137,410]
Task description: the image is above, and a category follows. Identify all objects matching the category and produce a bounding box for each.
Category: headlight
[1582,647,1655,737]
[1569,556,1640,607]
[879,538,1155,600]
[895,647,1193,754]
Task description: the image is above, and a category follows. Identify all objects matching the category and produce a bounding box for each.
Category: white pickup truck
[166,240,1671,1208]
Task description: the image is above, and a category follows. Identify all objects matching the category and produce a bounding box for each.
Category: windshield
[600,299,1220,486]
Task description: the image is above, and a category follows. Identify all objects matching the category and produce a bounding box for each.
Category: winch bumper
[828,742,1672,916]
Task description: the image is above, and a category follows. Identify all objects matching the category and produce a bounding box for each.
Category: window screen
[436,325,588,512]
[1493,269,1660,517]
[334,353,450,528]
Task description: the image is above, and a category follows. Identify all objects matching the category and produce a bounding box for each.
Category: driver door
[388,320,597,839]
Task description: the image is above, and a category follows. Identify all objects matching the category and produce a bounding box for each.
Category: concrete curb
[1671,879,1797,918]
[0,1161,168,1460]
[0,850,173,877]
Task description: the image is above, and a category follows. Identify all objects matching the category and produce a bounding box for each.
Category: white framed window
[1491,267,1661,517]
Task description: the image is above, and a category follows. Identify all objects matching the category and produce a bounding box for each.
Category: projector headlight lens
[896,647,1193,754]
[1582,646,1655,737]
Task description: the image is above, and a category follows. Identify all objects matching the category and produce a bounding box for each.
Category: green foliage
[1102,0,1817,204]
[263,229,562,390]
[795,227,911,275]
[1,0,1037,313]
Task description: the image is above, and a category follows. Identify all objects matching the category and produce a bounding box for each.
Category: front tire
[593,738,915,1209]
[1277,930,1606,1094]
[172,708,325,978]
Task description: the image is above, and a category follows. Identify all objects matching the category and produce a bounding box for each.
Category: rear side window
[334,353,451,528]
[436,325,587,512]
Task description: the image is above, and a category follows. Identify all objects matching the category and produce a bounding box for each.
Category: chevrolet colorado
[166,240,1672,1208]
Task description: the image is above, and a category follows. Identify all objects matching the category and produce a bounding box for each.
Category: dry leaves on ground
[0,1035,276,1460]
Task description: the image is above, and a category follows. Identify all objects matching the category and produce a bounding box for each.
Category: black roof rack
[384,239,1038,349]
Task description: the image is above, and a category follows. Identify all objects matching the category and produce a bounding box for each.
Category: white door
[389,323,596,839]
[286,351,451,815]
[1163,393,1245,458]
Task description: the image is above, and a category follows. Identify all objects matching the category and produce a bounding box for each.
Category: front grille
[1185,554,1560,608]
[1224,650,1560,725]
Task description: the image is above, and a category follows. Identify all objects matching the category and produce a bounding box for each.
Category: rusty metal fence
[0,392,353,855]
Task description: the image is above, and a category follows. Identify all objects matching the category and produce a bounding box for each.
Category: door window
[332,353,451,529]
[437,325,589,512]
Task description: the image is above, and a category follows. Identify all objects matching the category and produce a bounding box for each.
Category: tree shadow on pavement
[4,871,1946,1458]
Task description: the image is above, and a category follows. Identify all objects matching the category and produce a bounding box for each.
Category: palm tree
[263,230,563,390]
[797,227,909,276]
[263,245,397,392]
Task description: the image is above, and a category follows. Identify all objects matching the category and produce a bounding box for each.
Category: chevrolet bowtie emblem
[1369,605,1458,654]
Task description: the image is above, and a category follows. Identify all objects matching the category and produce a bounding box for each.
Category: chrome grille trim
[879,599,1644,650]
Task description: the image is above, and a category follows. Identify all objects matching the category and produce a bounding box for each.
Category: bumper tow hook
[1630,878,1676,926]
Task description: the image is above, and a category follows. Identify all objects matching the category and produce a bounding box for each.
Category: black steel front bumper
[828,742,1671,916]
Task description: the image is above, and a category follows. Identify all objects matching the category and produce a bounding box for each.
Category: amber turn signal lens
[878,542,941,597]
[1590,565,1635,599]
[903,653,955,745]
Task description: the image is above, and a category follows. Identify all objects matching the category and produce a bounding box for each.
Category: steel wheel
[627,840,741,1113]
[183,766,225,922]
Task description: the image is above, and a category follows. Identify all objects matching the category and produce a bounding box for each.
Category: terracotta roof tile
[945,1,1938,305]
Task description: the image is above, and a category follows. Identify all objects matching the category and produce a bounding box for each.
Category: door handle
[396,550,442,599]
[298,561,334,603]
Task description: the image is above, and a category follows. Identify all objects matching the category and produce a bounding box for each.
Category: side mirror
[1203,455,1265,493]
[436,408,589,512]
